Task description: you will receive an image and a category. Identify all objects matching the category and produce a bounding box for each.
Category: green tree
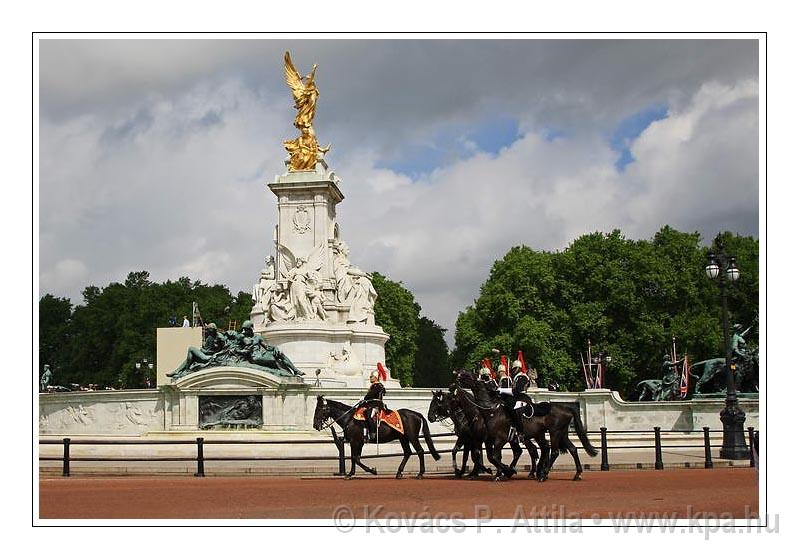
[38,294,73,386]
[414,316,450,387]
[371,272,420,387]
[452,227,759,396]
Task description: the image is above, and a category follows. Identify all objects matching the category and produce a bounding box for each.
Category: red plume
[500,355,509,374]
[517,350,528,373]
[377,362,388,382]
[481,358,496,380]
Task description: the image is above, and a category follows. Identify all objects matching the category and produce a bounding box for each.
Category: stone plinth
[260,321,395,388]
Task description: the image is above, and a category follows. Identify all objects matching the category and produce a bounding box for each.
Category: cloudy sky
[38,38,759,344]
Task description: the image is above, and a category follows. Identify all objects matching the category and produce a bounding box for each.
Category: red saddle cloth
[353,407,404,435]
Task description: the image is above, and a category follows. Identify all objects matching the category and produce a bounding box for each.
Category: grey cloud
[38,39,759,345]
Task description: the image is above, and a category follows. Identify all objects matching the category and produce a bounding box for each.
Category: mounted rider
[360,371,386,442]
[497,363,511,389]
[498,359,536,433]
[479,366,498,391]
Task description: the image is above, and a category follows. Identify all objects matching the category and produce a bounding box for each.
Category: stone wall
[39,385,759,437]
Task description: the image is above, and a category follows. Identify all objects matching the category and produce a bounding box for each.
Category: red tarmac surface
[39,468,757,520]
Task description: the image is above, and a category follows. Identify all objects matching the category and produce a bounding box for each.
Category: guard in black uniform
[478,366,498,391]
[497,363,511,389]
[499,360,535,431]
[361,372,386,442]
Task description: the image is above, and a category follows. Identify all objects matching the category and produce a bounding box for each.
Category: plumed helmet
[206,323,217,331]
[369,371,379,382]
[497,364,507,374]
[479,367,490,376]
[242,320,253,330]
[511,360,522,370]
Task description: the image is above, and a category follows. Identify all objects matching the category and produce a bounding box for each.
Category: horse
[312,395,440,479]
[455,371,545,481]
[458,371,598,481]
[427,389,492,478]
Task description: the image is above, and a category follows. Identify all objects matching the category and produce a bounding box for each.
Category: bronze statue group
[313,357,598,481]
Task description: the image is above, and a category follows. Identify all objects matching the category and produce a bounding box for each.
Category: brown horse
[313,395,440,479]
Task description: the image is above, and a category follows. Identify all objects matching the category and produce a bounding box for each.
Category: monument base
[257,320,399,388]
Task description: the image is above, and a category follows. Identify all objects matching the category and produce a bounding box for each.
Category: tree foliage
[452,227,759,396]
[371,272,450,387]
[39,270,450,389]
[39,272,253,388]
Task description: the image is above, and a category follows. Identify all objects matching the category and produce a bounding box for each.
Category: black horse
[427,389,492,478]
[455,373,543,481]
[313,395,440,479]
[458,371,598,481]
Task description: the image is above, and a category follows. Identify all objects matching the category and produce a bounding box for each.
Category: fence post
[748,427,756,468]
[195,437,205,477]
[600,427,609,471]
[703,426,714,469]
[62,438,71,477]
[654,427,663,470]
[331,426,346,476]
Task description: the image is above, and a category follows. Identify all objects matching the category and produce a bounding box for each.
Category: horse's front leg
[452,436,464,477]
[351,440,377,476]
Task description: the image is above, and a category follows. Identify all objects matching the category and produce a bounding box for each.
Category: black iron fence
[39,425,759,477]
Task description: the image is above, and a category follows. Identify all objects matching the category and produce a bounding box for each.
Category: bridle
[316,397,358,431]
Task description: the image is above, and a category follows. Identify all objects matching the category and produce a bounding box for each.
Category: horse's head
[427,390,449,422]
[456,370,477,389]
[312,395,330,431]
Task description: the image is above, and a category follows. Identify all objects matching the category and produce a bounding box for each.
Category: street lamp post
[135,358,154,389]
[705,236,749,460]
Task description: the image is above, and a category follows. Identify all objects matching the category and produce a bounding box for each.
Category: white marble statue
[279,242,328,321]
[332,240,377,324]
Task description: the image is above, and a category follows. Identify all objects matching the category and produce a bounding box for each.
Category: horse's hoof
[370,469,378,476]
[493,474,508,482]
[415,474,424,479]
[573,474,582,481]
[395,473,404,479]
[528,472,537,479]
[345,475,354,480]
[454,470,463,478]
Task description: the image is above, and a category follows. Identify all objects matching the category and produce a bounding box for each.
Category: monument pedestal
[250,160,399,388]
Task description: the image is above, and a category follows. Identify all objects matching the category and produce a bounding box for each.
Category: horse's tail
[569,404,598,457]
[420,414,441,461]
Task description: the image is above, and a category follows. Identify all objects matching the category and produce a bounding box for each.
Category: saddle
[353,407,405,435]
[501,396,551,418]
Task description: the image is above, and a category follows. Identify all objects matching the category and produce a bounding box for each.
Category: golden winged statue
[283,51,330,171]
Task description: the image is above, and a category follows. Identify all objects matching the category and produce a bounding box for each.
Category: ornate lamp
[706,235,749,460]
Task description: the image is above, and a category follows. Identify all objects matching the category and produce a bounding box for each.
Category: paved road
[39,468,757,520]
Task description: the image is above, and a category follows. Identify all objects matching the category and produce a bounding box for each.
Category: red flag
[516,350,528,373]
[377,362,388,382]
[481,358,496,379]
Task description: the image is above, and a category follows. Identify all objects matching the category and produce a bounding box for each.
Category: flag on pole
[377,362,388,382]
[580,353,591,389]
[679,354,690,398]
[516,350,528,373]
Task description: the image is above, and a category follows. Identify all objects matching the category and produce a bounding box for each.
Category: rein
[457,387,501,411]
[319,400,359,431]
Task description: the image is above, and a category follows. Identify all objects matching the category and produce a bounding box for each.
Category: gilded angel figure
[283,51,330,170]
